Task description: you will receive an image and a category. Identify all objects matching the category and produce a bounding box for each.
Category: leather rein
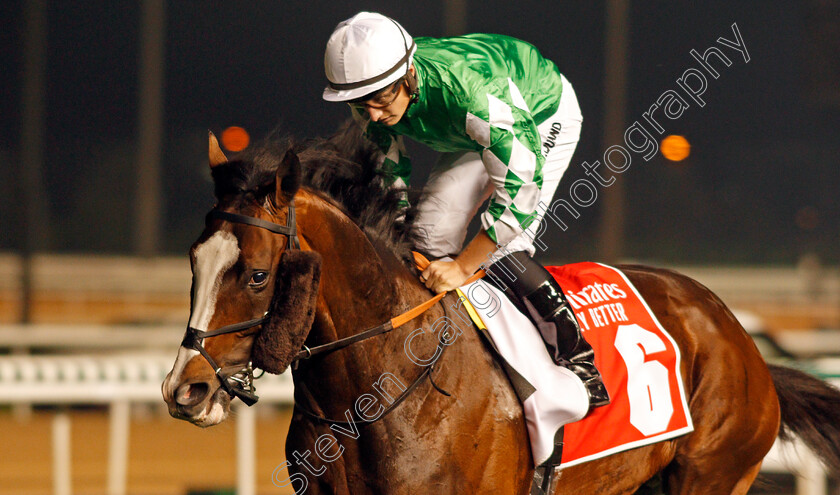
[185,202,484,428]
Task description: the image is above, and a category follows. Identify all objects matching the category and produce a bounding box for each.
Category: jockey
[322,12,609,410]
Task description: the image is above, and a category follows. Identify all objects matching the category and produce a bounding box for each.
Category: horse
[162,124,840,494]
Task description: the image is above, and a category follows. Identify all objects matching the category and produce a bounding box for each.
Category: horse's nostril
[175,382,210,407]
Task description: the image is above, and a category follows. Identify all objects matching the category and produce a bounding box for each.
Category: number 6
[614,324,674,436]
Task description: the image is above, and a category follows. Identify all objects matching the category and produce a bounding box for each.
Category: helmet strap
[406,68,419,103]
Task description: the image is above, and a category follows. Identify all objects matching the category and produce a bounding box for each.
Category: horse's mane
[210,121,418,267]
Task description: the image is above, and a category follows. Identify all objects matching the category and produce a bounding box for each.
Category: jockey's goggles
[347,77,405,110]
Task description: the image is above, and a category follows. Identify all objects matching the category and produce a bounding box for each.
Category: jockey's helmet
[322,12,416,102]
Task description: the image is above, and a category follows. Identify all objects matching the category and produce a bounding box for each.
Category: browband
[207,209,299,250]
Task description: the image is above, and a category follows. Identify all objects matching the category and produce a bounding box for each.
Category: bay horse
[162,125,840,494]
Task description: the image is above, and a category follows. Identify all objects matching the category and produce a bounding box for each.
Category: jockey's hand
[421,259,471,294]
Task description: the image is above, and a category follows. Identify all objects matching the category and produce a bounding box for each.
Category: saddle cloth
[459,262,693,468]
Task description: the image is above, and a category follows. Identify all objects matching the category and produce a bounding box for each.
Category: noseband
[181,204,299,407]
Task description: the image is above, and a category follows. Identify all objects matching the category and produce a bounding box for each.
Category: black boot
[487,251,610,409]
[526,278,610,408]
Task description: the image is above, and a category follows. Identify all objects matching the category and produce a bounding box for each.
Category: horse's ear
[209,131,228,168]
[275,150,302,202]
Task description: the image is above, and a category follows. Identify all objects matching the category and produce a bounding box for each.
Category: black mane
[210,122,418,266]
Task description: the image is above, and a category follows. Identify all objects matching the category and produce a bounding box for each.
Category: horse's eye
[249,271,269,287]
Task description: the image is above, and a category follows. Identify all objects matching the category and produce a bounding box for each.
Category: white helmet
[323,12,416,102]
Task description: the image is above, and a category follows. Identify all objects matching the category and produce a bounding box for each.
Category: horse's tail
[769,363,840,474]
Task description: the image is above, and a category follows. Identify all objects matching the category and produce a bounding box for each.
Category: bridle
[183,200,484,427]
[180,205,299,407]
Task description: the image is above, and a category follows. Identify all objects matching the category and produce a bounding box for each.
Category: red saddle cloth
[546,262,694,468]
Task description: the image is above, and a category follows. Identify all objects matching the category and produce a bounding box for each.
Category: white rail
[2,253,839,301]
[0,353,294,495]
[0,324,183,350]
[0,348,836,495]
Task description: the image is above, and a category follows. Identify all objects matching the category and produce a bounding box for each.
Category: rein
[289,254,476,363]
[189,203,485,421]
[294,327,452,429]
[294,258,484,428]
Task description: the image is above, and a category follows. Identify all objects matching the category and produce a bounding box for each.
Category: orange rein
[389,252,486,329]
[290,252,485,363]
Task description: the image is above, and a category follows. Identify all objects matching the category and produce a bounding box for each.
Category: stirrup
[530,465,556,495]
[531,428,564,495]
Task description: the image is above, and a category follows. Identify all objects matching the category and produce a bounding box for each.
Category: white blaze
[164,231,240,397]
[188,230,241,331]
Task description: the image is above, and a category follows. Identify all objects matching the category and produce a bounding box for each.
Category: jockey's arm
[421,229,496,293]
[423,82,545,293]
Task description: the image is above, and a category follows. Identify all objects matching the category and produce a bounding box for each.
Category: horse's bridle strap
[290,261,486,363]
[391,292,446,329]
[187,202,300,407]
[293,321,394,361]
[294,336,448,428]
[182,315,267,407]
[208,208,299,249]
[188,316,268,339]
[390,268,486,327]
[199,205,488,411]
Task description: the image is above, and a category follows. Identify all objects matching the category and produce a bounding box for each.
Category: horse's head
[162,133,321,427]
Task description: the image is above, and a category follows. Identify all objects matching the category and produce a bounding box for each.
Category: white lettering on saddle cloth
[564,283,631,330]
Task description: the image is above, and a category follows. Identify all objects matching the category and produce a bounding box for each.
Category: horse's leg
[620,266,780,495]
[662,340,778,495]
[728,462,763,495]
[664,458,763,495]
[434,333,534,494]
[282,416,353,495]
[660,360,777,495]
[555,444,675,495]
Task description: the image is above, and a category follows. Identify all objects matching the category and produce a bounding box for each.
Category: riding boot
[526,277,611,408]
[487,251,610,409]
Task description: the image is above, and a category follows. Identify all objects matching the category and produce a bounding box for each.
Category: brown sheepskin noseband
[251,249,322,374]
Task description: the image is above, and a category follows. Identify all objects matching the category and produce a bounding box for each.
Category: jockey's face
[349,66,415,126]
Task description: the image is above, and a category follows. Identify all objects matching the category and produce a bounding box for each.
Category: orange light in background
[221,126,250,152]
[661,135,690,162]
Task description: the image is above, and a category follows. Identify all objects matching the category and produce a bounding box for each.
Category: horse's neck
[294,191,439,400]
[297,191,411,327]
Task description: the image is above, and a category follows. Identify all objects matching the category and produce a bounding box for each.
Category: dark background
[1,1,838,264]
